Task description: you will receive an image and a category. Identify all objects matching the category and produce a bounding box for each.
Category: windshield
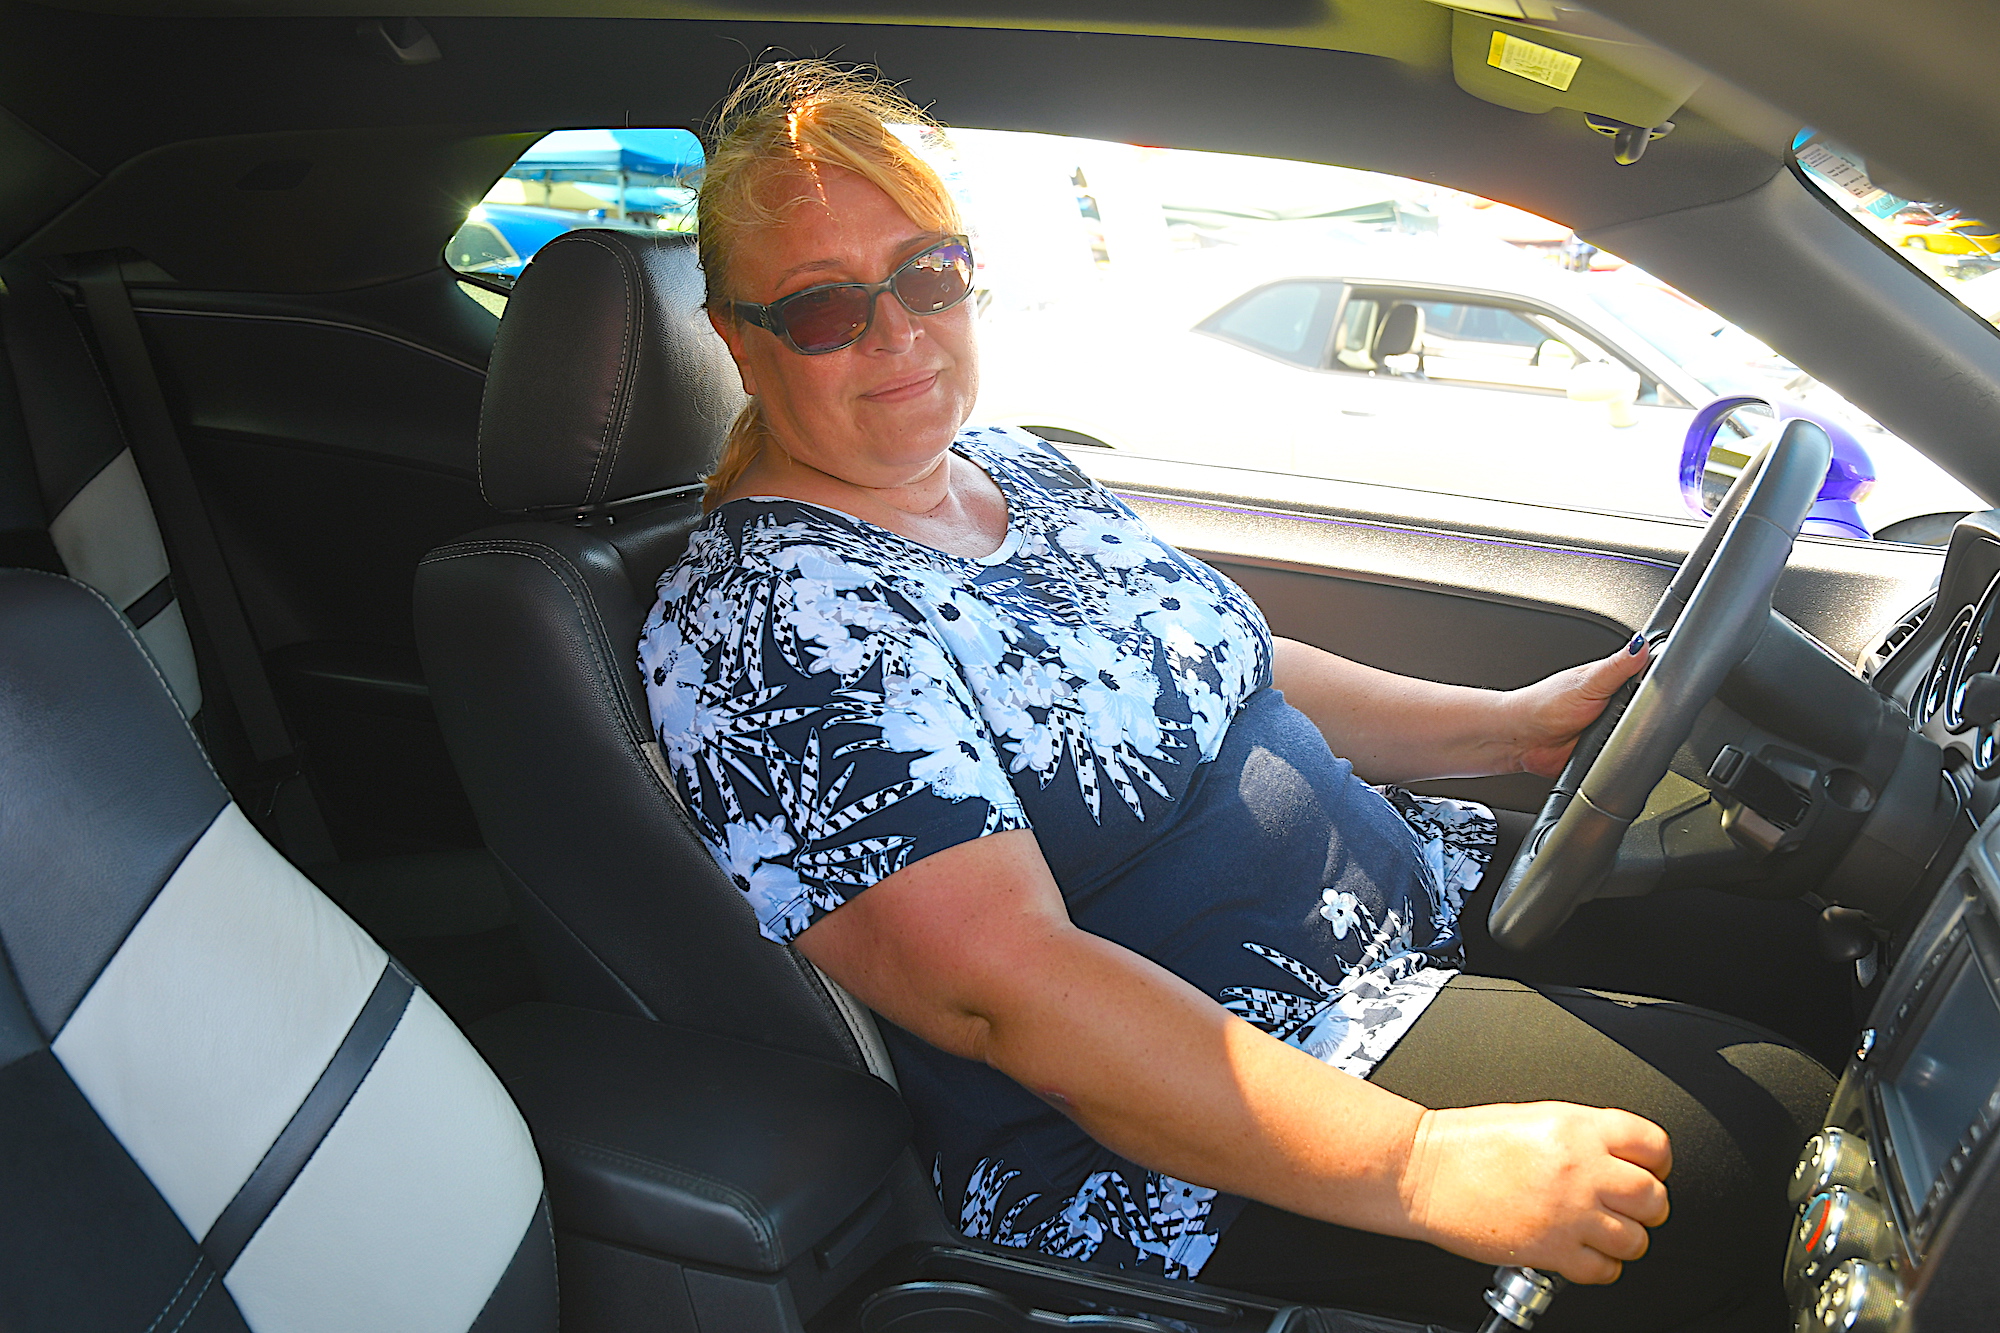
[1794,131,2000,335]
[900,128,1977,536]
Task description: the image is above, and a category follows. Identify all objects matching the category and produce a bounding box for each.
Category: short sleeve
[640,549,1030,945]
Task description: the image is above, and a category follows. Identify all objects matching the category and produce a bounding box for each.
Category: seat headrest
[477,229,748,514]
[1374,302,1424,359]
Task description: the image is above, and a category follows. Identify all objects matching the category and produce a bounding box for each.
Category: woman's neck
[725,439,1010,559]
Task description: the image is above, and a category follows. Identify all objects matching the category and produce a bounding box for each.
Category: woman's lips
[863,369,941,403]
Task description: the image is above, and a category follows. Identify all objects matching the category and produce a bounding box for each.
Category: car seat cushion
[0,569,554,1332]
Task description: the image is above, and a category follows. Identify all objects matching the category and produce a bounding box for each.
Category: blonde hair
[696,60,962,511]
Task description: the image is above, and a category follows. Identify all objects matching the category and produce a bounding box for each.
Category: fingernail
[1627,634,1645,655]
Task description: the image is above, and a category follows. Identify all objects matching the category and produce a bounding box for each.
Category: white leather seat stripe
[46,450,169,609]
[224,989,542,1333]
[135,598,203,717]
[46,447,202,714]
[52,803,385,1238]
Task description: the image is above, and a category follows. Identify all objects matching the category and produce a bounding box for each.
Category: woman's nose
[862,287,920,352]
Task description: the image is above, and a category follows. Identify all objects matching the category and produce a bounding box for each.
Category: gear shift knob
[1478,1266,1567,1332]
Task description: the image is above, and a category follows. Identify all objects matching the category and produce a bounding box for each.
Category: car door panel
[135,279,501,854]
[1211,561,1625,812]
[1085,450,1946,811]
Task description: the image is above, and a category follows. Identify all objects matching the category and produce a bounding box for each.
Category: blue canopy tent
[505,128,704,220]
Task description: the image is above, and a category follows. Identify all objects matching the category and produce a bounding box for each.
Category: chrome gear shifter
[1477,1266,1567,1332]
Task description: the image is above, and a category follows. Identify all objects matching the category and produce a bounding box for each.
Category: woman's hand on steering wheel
[1504,637,1653,779]
[1397,1101,1673,1285]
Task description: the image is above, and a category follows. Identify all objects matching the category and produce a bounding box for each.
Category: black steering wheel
[1488,419,1836,950]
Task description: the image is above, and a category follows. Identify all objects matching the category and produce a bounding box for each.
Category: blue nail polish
[1627,633,1644,655]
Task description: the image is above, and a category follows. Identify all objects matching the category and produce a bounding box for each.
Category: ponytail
[702,399,771,512]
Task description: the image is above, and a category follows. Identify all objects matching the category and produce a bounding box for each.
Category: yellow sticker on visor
[1487,31,1582,92]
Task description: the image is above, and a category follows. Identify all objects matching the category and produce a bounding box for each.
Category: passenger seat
[0,568,554,1331]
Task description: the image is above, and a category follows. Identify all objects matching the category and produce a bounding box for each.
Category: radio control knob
[1798,1259,1904,1333]
[1791,1128,1876,1205]
[1786,1188,1894,1299]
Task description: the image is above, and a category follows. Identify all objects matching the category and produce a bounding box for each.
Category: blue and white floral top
[640,425,1494,1280]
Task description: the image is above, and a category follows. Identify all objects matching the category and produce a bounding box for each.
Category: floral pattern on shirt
[640,426,1271,943]
[640,425,1492,1281]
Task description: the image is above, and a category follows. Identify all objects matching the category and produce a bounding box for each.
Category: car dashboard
[1774,511,2000,1331]
[1873,514,2000,827]
[1784,799,2000,1332]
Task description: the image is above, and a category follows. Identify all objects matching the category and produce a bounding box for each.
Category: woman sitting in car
[640,61,1828,1331]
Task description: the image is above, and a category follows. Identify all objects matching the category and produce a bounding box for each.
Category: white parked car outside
[973,227,1981,537]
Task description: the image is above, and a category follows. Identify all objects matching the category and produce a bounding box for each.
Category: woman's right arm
[795,828,1672,1284]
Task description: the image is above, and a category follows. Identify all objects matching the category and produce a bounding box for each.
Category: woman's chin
[857,397,972,455]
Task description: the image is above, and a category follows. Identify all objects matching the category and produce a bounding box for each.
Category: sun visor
[1441,6,1703,137]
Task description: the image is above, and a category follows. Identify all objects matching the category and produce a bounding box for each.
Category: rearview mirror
[1680,395,1876,539]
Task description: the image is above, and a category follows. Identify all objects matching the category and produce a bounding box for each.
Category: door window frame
[1332,281,1684,406]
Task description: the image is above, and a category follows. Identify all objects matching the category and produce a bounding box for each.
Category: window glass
[910,128,1979,534]
[446,128,703,288]
[1793,132,2000,335]
[445,220,515,274]
[1201,282,1336,365]
[1332,295,1380,370]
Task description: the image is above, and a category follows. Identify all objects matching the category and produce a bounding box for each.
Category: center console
[1783,809,2000,1331]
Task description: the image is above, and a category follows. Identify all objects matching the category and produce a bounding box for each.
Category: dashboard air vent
[1863,594,1935,678]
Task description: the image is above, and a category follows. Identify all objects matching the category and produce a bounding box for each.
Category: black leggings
[1201,818,1837,1332]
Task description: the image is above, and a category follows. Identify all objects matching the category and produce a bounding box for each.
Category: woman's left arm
[1270,634,1649,785]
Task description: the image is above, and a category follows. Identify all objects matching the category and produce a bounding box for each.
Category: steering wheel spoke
[1489,420,1837,950]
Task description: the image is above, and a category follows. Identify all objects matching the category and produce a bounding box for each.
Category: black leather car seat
[1372,300,1426,373]
[0,263,201,715]
[0,567,555,1331]
[413,229,885,1075]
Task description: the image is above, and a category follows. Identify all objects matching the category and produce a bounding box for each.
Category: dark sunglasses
[731,236,975,355]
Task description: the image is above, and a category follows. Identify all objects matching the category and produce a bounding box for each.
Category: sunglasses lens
[779,285,874,353]
[761,240,974,352]
[895,242,973,313]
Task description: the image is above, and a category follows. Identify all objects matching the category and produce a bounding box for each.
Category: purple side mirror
[1680,395,1875,539]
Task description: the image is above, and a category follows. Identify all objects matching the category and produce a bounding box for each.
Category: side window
[445,220,516,276]
[1344,290,1657,398]
[1331,295,1380,370]
[446,127,703,294]
[1198,282,1337,367]
[706,125,1977,534]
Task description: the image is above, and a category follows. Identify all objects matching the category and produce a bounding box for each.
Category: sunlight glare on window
[899,128,1981,535]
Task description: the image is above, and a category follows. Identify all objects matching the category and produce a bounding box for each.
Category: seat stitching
[7,569,224,787]
[551,1132,779,1268]
[550,234,639,506]
[138,1258,205,1333]
[418,536,595,564]
[132,308,485,376]
[419,538,545,563]
[594,235,649,506]
[418,539,775,946]
[421,545,835,910]
[162,1269,217,1333]
[489,859,657,1020]
[419,540,649,738]
[541,1194,560,1315]
[419,535,801,866]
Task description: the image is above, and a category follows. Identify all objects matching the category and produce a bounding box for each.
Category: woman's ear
[707,307,760,397]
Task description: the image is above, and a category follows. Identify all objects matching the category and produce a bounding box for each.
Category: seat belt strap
[72,254,335,863]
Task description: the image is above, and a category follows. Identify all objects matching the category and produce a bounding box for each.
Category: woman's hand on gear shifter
[1396,1100,1672,1285]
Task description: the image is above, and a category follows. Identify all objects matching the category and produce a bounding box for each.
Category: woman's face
[711,164,979,489]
